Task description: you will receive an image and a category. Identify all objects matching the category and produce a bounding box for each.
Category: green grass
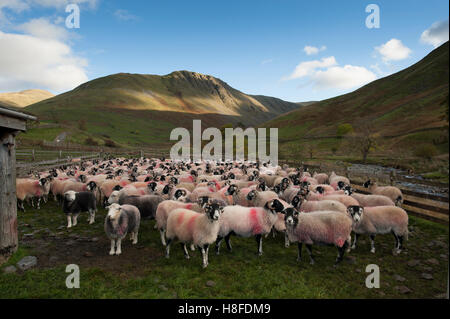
[0,201,448,298]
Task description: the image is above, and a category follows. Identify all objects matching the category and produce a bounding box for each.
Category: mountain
[0,89,54,108]
[23,71,300,148]
[264,41,449,158]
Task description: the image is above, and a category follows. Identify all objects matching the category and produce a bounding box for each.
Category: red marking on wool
[189,175,194,182]
[120,181,127,187]
[82,185,87,191]
[250,208,262,235]
[215,182,220,190]
[187,215,199,235]
[176,211,185,225]
[208,187,214,192]
[336,238,345,247]
[140,189,145,195]
[185,204,193,210]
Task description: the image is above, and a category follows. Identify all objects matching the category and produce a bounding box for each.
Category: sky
[0,0,448,102]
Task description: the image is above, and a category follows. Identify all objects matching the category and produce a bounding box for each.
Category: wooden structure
[0,107,36,264]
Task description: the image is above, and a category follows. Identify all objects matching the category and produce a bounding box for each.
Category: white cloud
[311,65,377,90]
[261,58,273,65]
[375,38,411,62]
[0,30,88,92]
[420,20,449,48]
[15,17,69,40]
[303,45,326,55]
[285,56,376,90]
[286,56,337,80]
[114,9,138,21]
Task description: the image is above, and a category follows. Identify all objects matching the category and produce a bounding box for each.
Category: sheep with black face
[165,202,224,268]
[282,207,352,267]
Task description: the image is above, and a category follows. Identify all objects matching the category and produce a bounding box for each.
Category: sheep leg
[284,231,290,248]
[165,238,172,258]
[18,200,25,212]
[351,233,360,250]
[190,243,195,251]
[115,238,122,255]
[398,235,404,253]
[132,230,138,244]
[182,243,190,259]
[255,234,263,256]
[201,245,209,268]
[205,245,209,267]
[334,241,348,267]
[109,239,116,255]
[225,233,232,252]
[36,197,41,210]
[306,244,315,265]
[215,236,223,255]
[297,243,303,262]
[392,231,399,255]
[67,215,72,228]
[369,235,376,253]
[89,209,96,224]
[72,214,78,227]
[271,227,276,238]
[159,228,167,246]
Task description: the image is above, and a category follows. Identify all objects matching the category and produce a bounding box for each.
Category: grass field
[0,201,448,298]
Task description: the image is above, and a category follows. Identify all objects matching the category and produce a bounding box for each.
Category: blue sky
[0,0,448,102]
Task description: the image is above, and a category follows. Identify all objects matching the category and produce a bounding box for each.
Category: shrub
[337,123,354,137]
[85,137,98,146]
[413,144,438,159]
[104,139,116,148]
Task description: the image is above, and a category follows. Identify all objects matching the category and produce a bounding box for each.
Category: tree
[346,121,379,163]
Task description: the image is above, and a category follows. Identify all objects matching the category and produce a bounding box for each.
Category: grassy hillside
[265,42,449,170]
[0,89,54,108]
[22,71,299,148]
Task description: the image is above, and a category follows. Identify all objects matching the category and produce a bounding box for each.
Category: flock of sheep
[15,157,409,268]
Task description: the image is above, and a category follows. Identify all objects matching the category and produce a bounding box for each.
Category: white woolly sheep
[282,208,353,266]
[364,180,403,206]
[215,199,284,256]
[165,203,223,268]
[347,205,408,255]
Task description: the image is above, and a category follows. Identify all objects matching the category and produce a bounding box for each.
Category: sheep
[347,205,408,255]
[282,207,352,266]
[215,199,284,256]
[312,172,328,184]
[364,180,403,206]
[16,178,47,211]
[155,200,203,246]
[246,190,279,207]
[316,194,360,208]
[310,184,335,194]
[329,172,350,190]
[225,184,253,206]
[165,203,223,268]
[345,188,395,207]
[108,191,163,219]
[105,203,141,256]
[292,197,347,214]
[63,191,97,228]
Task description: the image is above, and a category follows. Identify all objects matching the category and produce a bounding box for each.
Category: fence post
[59,150,62,159]
[32,149,35,161]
